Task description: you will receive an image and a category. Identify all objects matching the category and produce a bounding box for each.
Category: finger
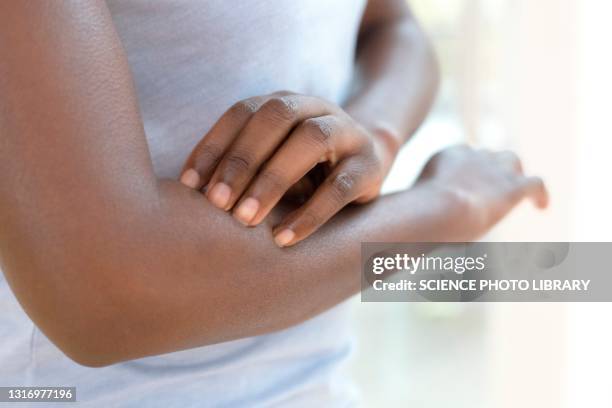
[273,158,370,247]
[206,94,338,210]
[521,176,549,209]
[233,115,353,226]
[284,164,332,202]
[180,97,265,189]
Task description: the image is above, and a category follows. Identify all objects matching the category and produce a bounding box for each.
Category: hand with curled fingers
[415,145,549,239]
[180,91,398,247]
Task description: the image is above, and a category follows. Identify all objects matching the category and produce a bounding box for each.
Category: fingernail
[274,229,295,247]
[234,197,260,226]
[207,182,231,209]
[180,169,200,189]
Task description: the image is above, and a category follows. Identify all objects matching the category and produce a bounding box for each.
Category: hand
[180,91,398,247]
[417,145,549,240]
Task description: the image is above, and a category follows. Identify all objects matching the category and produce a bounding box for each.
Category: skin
[0,0,547,368]
[181,0,439,247]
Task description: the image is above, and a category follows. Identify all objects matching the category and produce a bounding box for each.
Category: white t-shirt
[0,0,366,406]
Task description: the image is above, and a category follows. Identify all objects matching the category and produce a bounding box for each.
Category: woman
[0,0,547,406]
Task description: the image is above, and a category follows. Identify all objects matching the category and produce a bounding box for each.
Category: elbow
[45,318,130,368]
[62,346,117,368]
[31,279,140,368]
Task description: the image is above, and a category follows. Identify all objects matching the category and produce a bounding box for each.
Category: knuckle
[498,150,523,174]
[302,117,334,148]
[257,169,290,193]
[515,160,524,174]
[328,171,357,203]
[274,90,296,97]
[534,177,545,188]
[298,209,322,230]
[223,150,254,174]
[229,99,259,119]
[527,176,545,192]
[510,153,523,171]
[261,97,299,122]
[194,144,224,168]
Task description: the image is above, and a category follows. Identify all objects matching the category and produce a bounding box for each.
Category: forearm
[4,176,463,367]
[143,179,462,350]
[346,1,439,156]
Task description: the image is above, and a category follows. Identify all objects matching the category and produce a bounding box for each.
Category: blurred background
[347,0,612,406]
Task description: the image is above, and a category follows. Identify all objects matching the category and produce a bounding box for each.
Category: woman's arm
[347,0,439,152]
[0,1,545,367]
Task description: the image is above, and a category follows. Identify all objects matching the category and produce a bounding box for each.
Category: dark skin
[181,0,439,246]
[0,0,547,367]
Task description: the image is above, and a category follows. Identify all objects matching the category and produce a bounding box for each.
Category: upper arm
[0,0,158,220]
[0,1,160,361]
[0,2,158,268]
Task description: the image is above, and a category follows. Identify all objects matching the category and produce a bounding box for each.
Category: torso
[109,0,364,178]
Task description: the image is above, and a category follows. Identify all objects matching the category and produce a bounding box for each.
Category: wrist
[344,104,403,173]
[366,123,402,174]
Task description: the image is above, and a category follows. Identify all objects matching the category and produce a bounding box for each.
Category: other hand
[417,145,549,240]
